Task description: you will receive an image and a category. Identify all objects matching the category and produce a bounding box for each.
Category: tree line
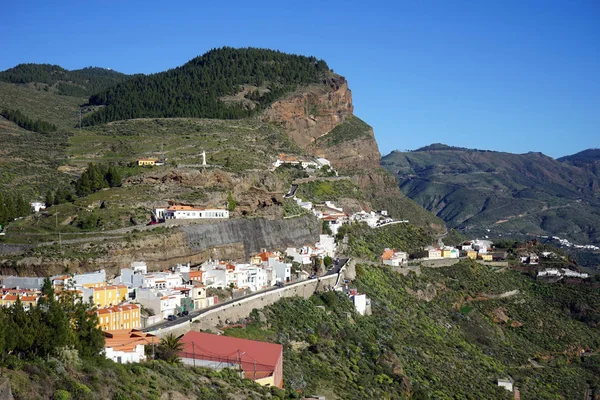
[0,191,30,227]
[0,278,104,366]
[1,108,57,133]
[74,163,123,197]
[83,47,331,125]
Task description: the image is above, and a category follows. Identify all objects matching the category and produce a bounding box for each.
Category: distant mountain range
[382,144,600,245]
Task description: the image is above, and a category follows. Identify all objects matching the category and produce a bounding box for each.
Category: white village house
[153,205,229,221]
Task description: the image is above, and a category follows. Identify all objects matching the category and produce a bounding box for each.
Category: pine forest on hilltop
[83,47,331,125]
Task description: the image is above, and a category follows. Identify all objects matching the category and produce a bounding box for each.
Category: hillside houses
[381,248,408,266]
[153,205,229,221]
[1,232,339,331]
[272,154,332,171]
[537,268,589,279]
[286,235,337,266]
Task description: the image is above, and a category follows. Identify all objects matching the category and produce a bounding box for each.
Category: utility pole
[192,341,196,367]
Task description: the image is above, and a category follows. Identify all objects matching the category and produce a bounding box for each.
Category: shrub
[53,390,72,400]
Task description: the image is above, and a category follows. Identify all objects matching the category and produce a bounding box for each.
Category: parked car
[167,314,177,321]
[309,274,317,279]
[274,281,285,288]
[182,310,189,316]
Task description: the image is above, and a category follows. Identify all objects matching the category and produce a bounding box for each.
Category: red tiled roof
[381,248,395,260]
[97,304,139,315]
[104,329,156,352]
[179,331,283,385]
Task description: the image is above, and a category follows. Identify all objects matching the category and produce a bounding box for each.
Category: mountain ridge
[0,63,133,97]
[382,145,600,245]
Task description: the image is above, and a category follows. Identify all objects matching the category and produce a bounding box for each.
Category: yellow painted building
[467,250,478,260]
[88,285,128,308]
[0,294,40,309]
[97,304,141,331]
[478,253,493,261]
[137,158,157,166]
[81,282,106,289]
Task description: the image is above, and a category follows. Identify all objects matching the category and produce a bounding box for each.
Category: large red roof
[179,331,282,383]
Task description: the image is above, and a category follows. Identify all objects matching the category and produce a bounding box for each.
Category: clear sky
[1,0,598,158]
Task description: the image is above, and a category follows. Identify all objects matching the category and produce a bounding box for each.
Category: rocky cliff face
[0,215,320,276]
[308,117,382,170]
[264,75,443,233]
[263,76,353,147]
[263,76,381,170]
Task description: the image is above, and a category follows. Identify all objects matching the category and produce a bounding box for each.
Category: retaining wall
[152,273,339,338]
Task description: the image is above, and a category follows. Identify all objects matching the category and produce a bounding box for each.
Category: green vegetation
[0,82,83,131]
[227,192,237,212]
[296,179,363,203]
[314,115,372,147]
[83,47,331,125]
[5,354,279,400]
[0,63,132,97]
[337,222,432,260]
[0,191,31,226]
[274,164,309,183]
[283,199,309,218]
[1,108,56,133]
[155,334,185,364]
[0,279,103,364]
[226,261,600,399]
[74,163,123,197]
[442,229,467,247]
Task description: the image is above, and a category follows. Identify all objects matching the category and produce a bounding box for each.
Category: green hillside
[0,81,83,130]
[225,261,600,399]
[382,145,600,244]
[83,47,331,125]
[0,64,132,97]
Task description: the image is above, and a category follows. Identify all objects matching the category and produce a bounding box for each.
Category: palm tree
[158,333,184,364]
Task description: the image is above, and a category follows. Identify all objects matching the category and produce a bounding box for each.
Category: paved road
[142,257,349,332]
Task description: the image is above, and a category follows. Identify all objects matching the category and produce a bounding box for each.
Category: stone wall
[182,215,321,258]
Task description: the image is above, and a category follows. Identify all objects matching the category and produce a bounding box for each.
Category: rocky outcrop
[263,76,353,148]
[263,76,382,171]
[182,215,320,258]
[0,378,13,400]
[309,123,381,169]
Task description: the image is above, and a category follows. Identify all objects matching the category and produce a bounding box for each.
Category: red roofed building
[103,329,156,364]
[179,331,283,388]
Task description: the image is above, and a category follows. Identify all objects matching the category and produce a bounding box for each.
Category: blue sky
[1,0,598,158]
